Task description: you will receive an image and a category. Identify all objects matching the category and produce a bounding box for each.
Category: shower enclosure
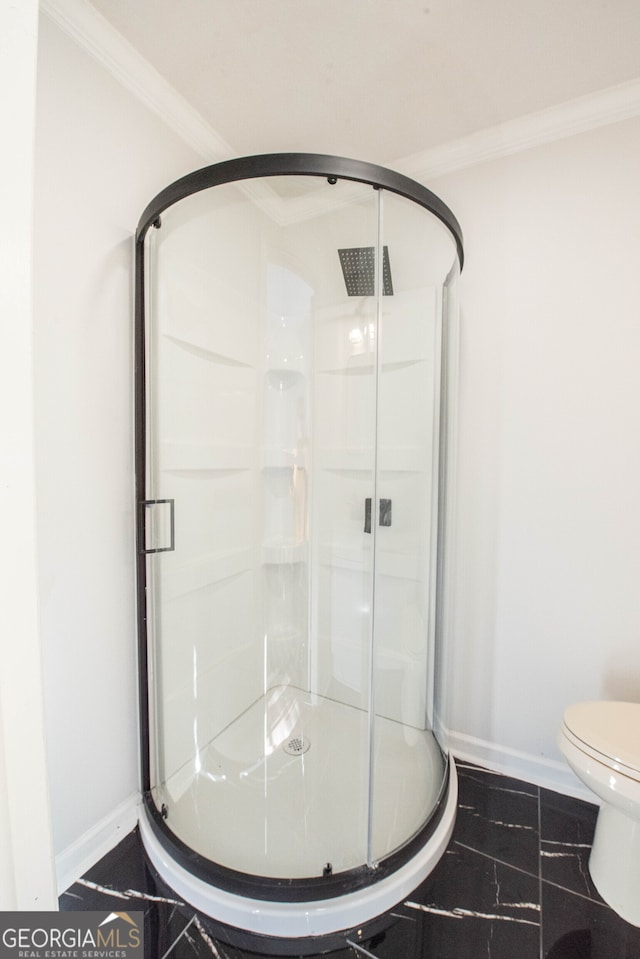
[135,154,463,949]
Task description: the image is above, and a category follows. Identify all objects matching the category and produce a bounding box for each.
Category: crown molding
[39,0,233,162]
[41,0,640,189]
[39,0,288,219]
[395,78,640,182]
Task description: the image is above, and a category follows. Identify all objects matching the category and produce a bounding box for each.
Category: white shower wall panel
[315,469,375,552]
[262,375,308,460]
[315,370,376,455]
[155,570,262,783]
[315,564,371,709]
[262,561,308,691]
[375,471,431,558]
[378,363,435,462]
[312,280,440,731]
[262,465,307,547]
[372,571,429,729]
[313,564,429,729]
[159,564,259,683]
[154,189,269,370]
[159,470,254,559]
[379,290,436,359]
[156,346,257,450]
[313,303,378,373]
[149,189,273,788]
[158,265,260,370]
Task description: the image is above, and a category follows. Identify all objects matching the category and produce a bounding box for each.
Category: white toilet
[558,701,640,927]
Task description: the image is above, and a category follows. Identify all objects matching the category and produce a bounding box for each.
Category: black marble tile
[400,843,541,959]
[60,768,640,959]
[455,760,539,798]
[453,761,540,876]
[346,914,421,959]
[160,915,250,958]
[59,829,401,959]
[542,881,640,959]
[539,788,601,901]
[61,829,155,903]
[60,830,201,959]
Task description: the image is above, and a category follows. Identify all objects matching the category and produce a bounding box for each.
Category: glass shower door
[143,183,265,875]
[368,192,457,864]
[142,175,383,880]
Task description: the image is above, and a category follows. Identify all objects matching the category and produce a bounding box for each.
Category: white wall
[33,13,202,886]
[0,0,57,909]
[433,116,640,791]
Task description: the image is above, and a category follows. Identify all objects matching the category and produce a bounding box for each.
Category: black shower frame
[134,152,463,908]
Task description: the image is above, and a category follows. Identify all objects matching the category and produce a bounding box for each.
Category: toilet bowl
[558,701,640,927]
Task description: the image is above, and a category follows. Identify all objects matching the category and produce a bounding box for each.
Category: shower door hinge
[364,498,392,534]
[139,499,175,553]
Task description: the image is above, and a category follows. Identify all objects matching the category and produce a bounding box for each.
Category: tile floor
[60,761,640,958]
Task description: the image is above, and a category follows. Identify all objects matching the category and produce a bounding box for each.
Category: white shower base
[141,686,457,938]
[152,685,445,880]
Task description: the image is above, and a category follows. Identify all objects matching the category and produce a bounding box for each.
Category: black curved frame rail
[135,152,464,264]
[134,152,464,909]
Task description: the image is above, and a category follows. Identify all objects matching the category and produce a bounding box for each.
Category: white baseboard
[55,792,141,896]
[448,730,597,805]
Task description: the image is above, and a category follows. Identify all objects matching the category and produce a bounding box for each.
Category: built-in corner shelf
[318,357,424,376]
[318,448,427,473]
[262,542,308,565]
[261,448,307,470]
[318,543,423,581]
[265,367,306,384]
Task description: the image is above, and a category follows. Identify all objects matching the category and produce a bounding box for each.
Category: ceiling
[87,0,640,166]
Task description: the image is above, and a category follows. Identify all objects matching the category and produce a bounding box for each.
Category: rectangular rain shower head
[338,246,393,296]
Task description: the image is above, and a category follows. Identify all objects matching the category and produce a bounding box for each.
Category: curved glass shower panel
[137,155,465,941]
[145,183,270,862]
[431,255,460,752]
[368,193,458,864]
[144,175,382,878]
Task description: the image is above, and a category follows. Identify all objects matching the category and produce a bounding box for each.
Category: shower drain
[283,735,310,756]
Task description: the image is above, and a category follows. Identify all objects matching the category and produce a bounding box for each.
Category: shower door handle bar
[139,498,175,553]
[364,497,392,534]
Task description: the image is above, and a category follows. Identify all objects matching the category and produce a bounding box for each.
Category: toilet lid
[563,701,640,777]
